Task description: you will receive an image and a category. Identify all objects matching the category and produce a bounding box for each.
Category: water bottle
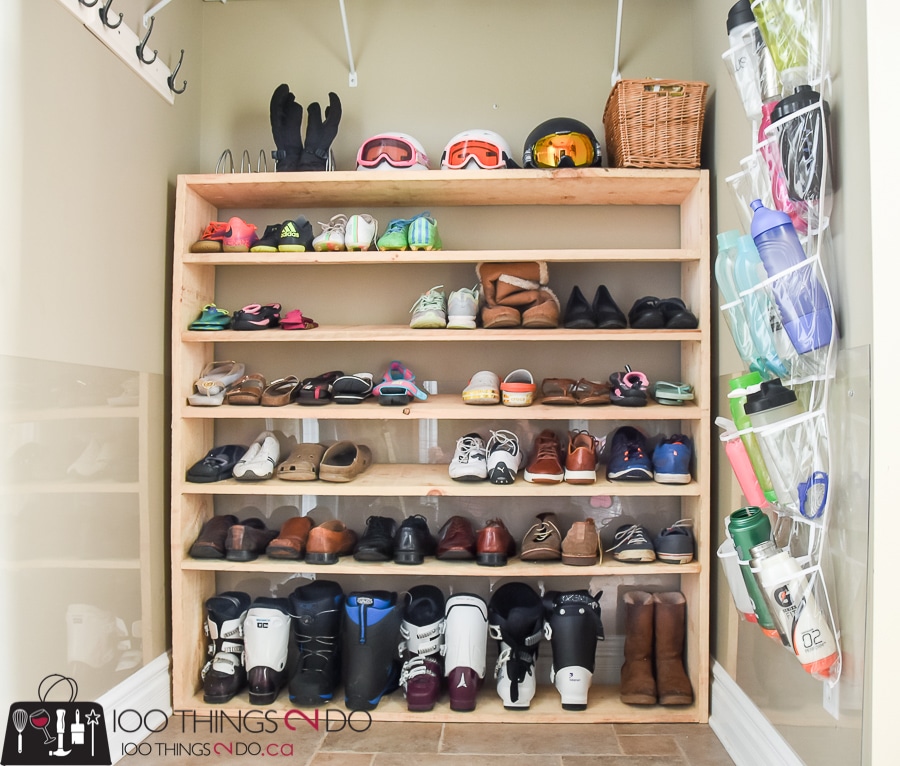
[771,85,832,204]
[750,199,833,353]
[716,230,765,374]
[728,373,777,505]
[724,0,782,121]
[750,540,839,677]
[717,416,767,507]
[733,235,788,378]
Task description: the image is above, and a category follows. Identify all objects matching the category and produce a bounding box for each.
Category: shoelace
[410,285,445,314]
[384,216,416,234]
[607,524,651,552]
[660,518,693,536]
[623,441,648,462]
[532,436,561,464]
[317,214,347,234]
[456,436,485,460]
[529,520,555,542]
[488,429,519,456]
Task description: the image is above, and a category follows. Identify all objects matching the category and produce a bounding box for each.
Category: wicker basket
[603,79,708,169]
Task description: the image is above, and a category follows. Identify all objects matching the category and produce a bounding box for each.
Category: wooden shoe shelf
[171,168,710,723]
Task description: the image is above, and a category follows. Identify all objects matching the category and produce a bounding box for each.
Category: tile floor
[120,717,736,765]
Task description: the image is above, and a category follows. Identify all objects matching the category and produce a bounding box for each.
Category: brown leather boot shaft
[620,591,656,705]
[653,592,693,706]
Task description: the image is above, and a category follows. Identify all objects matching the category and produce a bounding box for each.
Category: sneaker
[606,426,653,481]
[447,286,480,329]
[250,223,282,252]
[607,524,656,563]
[223,217,259,252]
[523,429,564,484]
[449,433,488,481]
[233,431,281,482]
[191,221,229,253]
[409,285,447,329]
[376,216,416,251]
[655,520,694,564]
[652,434,693,484]
[462,370,500,405]
[486,429,521,485]
[278,215,314,252]
[565,430,599,484]
[519,512,562,561]
[344,214,378,250]
[313,214,348,251]
[407,212,442,251]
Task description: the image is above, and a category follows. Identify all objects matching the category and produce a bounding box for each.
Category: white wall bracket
[338,0,358,87]
[611,0,625,86]
[143,0,177,29]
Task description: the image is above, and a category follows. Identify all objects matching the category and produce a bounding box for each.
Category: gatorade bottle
[716,230,765,375]
[728,373,777,505]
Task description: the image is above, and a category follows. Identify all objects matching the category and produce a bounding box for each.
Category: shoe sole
[462,388,500,404]
[410,318,447,329]
[561,553,598,566]
[607,467,654,481]
[449,471,488,481]
[488,463,517,484]
[523,470,563,484]
[654,472,691,484]
[613,551,656,563]
[447,316,476,329]
[657,552,694,564]
[564,469,596,484]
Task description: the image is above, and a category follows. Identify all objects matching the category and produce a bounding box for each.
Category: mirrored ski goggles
[443,139,508,169]
[357,137,429,168]
[530,132,597,168]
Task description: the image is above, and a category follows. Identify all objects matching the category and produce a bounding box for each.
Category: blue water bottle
[716,230,765,375]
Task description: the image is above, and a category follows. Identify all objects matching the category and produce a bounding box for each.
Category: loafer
[592,285,627,329]
[353,515,398,561]
[628,296,665,329]
[266,516,315,560]
[393,514,437,565]
[225,518,279,562]
[476,518,516,566]
[436,515,477,560]
[561,518,601,566]
[189,514,238,559]
[520,512,562,561]
[563,285,596,329]
[318,441,372,483]
[658,297,699,329]
[186,444,246,483]
[305,520,358,564]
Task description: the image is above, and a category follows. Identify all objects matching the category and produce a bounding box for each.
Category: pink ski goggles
[357,136,430,169]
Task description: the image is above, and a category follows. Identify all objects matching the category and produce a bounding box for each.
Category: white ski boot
[442,593,488,711]
[244,597,292,705]
[202,591,251,703]
[399,585,446,712]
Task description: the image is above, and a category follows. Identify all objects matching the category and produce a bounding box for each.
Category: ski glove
[298,92,342,171]
[270,84,304,172]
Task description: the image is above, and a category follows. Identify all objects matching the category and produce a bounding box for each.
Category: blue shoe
[652,434,692,484]
[606,426,653,481]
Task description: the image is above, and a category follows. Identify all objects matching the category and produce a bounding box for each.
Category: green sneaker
[407,212,442,251]
[377,216,415,251]
[409,285,447,329]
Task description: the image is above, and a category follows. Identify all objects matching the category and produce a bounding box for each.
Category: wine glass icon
[29,708,55,745]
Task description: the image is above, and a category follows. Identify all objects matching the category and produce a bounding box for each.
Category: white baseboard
[710,661,805,766]
[96,653,171,764]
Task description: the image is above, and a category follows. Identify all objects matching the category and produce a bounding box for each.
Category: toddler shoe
[500,369,536,406]
[278,215,314,252]
[222,217,259,252]
[189,304,231,330]
[462,370,500,405]
[191,221,229,253]
[409,286,447,329]
[232,303,282,330]
[250,223,282,252]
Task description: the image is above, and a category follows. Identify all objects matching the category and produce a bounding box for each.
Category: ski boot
[288,580,344,706]
[398,585,446,712]
[544,589,604,710]
[244,597,292,705]
[443,593,488,711]
[488,582,545,709]
[201,591,251,703]
[342,590,403,710]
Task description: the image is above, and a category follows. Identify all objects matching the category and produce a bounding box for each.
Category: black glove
[298,92,342,172]
[270,84,304,172]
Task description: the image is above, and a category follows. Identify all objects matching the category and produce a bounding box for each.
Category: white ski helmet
[441,129,516,170]
[356,132,431,171]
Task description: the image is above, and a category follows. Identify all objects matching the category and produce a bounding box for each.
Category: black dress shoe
[592,285,627,329]
[628,296,666,328]
[563,286,596,329]
[658,297,699,329]
[353,515,398,561]
[394,515,437,564]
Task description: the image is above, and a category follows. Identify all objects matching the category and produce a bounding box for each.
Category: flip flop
[540,378,577,405]
[189,304,231,331]
[225,373,266,405]
[609,367,649,407]
[186,444,247,483]
[572,378,611,405]
[373,361,428,405]
[651,381,695,406]
[281,309,319,331]
[187,360,246,406]
[296,370,344,406]
[261,376,301,406]
[332,373,375,404]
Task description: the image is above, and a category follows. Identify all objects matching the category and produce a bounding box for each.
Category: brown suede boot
[620,591,656,705]
[653,592,694,705]
[477,261,553,328]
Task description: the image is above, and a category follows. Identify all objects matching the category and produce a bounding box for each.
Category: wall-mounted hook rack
[136,15,158,65]
[611,0,625,86]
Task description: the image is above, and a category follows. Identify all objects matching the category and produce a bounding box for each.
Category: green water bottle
[728,373,777,505]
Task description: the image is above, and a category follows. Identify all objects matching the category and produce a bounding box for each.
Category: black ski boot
[342,590,402,710]
[544,589,604,710]
[202,591,251,703]
[488,582,545,709]
[288,580,344,706]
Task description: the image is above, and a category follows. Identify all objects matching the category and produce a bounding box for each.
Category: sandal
[189,304,231,331]
[373,361,429,406]
[261,376,301,406]
[281,309,319,331]
[187,360,246,406]
[627,296,665,329]
[609,367,649,407]
[296,370,344,406]
[657,298,699,329]
[571,378,611,405]
[332,373,375,404]
[540,378,577,405]
[225,373,266,405]
[651,381,695,406]
[232,303,282,331]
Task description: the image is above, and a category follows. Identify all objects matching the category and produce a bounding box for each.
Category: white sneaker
[233,431,281,481]
[409,285,447,329]
[312,214,347,251]
[486,429,521,485]
[447,285,480,329]
[449,433,487,481]
[344,213,378,250]
[462,370,500,405]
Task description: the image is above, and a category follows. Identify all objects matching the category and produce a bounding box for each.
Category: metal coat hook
[167,49,187,95]
[99,0,123,30]
[136,16,158,65]
[79,0,99,7]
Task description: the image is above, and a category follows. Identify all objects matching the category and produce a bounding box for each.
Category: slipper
[462,370,501,405]
[332,373,375,404]
[500,369,536,407]
[658,298,699,329]
[373,361,429,405]
[187,360,246,406]
[296,370,344,406]
[261,376,301,406]
[189,304,231,331]
[276,443,326,481]
[651,381,695,406]
[232,303,282,331]
[225,373,266,405]
[186,444,247,483]
[572,378,611,405]
[540,378,577,405]
[609,367,649,407]
[281,309,319,331]
[627,296,665,329]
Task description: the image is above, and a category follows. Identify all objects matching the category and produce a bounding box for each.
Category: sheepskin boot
[477,261,560,328]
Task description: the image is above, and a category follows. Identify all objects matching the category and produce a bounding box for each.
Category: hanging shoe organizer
[716,0,842,686]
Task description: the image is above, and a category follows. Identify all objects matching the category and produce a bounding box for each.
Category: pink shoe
[223,217,259,252]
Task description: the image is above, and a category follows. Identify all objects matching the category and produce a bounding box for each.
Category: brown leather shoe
[305,519,358,564]
[520,512,562,561]
[436,515,477,560]
[523,429,564,484]
[561,518,601,566]
[224,518,278,562]
[189,514,238,559]
[565,430,599,484]
[476,518,516,566]
[266,516,315,560]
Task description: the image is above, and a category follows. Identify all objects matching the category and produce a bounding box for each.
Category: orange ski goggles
[442,139,508,169]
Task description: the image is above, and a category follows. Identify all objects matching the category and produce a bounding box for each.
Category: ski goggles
[357,136,430,169]
[529,132,598,168]
[442,139,508,169]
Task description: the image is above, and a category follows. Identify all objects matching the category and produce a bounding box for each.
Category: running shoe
[652,434,693,484]
[606,426,653,481]
[449,433,488,481]
[486,429,521,485]
[447,286,479,329]
[409,285,447,329]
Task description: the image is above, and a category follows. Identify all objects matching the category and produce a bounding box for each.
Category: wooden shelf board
[1,405,140,423]
[5,482,141,494]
